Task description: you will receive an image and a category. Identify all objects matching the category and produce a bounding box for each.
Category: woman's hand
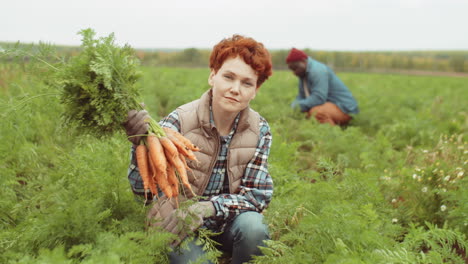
[147,200,215,246]
[123,110,150,145]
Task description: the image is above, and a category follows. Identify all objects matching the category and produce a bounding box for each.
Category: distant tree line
[1,42,467,73]
[136,48,468,73]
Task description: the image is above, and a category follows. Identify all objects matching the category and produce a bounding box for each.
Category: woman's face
[209,57,259,115]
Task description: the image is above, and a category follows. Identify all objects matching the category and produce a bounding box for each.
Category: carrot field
[1,60,467,263]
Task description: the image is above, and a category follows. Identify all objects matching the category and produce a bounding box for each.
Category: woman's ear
[208,71,215,86]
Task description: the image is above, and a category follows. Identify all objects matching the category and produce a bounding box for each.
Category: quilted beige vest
[176,89,260,198]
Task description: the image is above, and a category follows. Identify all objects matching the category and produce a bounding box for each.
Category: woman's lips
[225,96,239,102]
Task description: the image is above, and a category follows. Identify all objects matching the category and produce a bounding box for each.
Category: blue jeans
[169,211,269,264]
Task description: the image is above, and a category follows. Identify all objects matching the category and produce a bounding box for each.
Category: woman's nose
[230,81,241,94]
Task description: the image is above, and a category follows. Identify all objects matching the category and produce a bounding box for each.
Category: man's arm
[297,70,329,112]
[209,117,274,222]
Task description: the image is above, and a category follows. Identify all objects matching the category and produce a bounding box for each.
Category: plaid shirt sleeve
[126,110,181,201]
[210,116,274,222]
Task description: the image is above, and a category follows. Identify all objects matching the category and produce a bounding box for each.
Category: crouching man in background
[287,48,359,126]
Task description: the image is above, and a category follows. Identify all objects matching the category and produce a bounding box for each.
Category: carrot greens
[54,28,143,137]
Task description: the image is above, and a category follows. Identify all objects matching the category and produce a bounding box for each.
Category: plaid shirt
[127,108,273,232]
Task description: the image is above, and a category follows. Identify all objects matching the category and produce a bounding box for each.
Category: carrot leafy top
[55,28,142,138]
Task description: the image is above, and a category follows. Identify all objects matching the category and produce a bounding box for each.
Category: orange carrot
[163,127,200,152]
[179,153,193,174]
[184,149,198,161]
[168,133,198,161]
[161,138,196,197]
[147,151,159,197]
[166,165,179,198]
[159,136,179,160]
[135,144,151,198]
[147,134,173,198]
[166,133,194,160]
[174,155,196,197]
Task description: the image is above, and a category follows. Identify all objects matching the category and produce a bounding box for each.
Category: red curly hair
[209,34,272,88]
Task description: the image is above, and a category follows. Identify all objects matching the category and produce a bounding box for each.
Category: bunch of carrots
[133,117,200,205]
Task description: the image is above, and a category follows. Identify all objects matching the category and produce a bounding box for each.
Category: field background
[1,47,467,263]
[2,42,468,74]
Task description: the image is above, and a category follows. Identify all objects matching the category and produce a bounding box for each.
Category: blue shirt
[292,57,359,114]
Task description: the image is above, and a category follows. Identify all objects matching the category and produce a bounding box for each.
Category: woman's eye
[243,82,253,87]
[224,75,233,80]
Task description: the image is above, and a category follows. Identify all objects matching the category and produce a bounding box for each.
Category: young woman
[125,34,273,264]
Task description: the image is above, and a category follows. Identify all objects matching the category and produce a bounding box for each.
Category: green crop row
[1,62,467,263]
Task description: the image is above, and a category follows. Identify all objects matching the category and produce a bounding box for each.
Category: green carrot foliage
[54,28,142,137]
[1,31,467,263]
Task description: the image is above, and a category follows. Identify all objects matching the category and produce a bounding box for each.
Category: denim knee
[169,238,214,264]
[231,211,270,244]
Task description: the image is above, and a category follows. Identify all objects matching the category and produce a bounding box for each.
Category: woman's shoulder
[248,109,271,137]
[248,108,267,122]
[258,115,271,135]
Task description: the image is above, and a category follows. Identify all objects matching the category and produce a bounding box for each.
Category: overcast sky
[2,0,467,51]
